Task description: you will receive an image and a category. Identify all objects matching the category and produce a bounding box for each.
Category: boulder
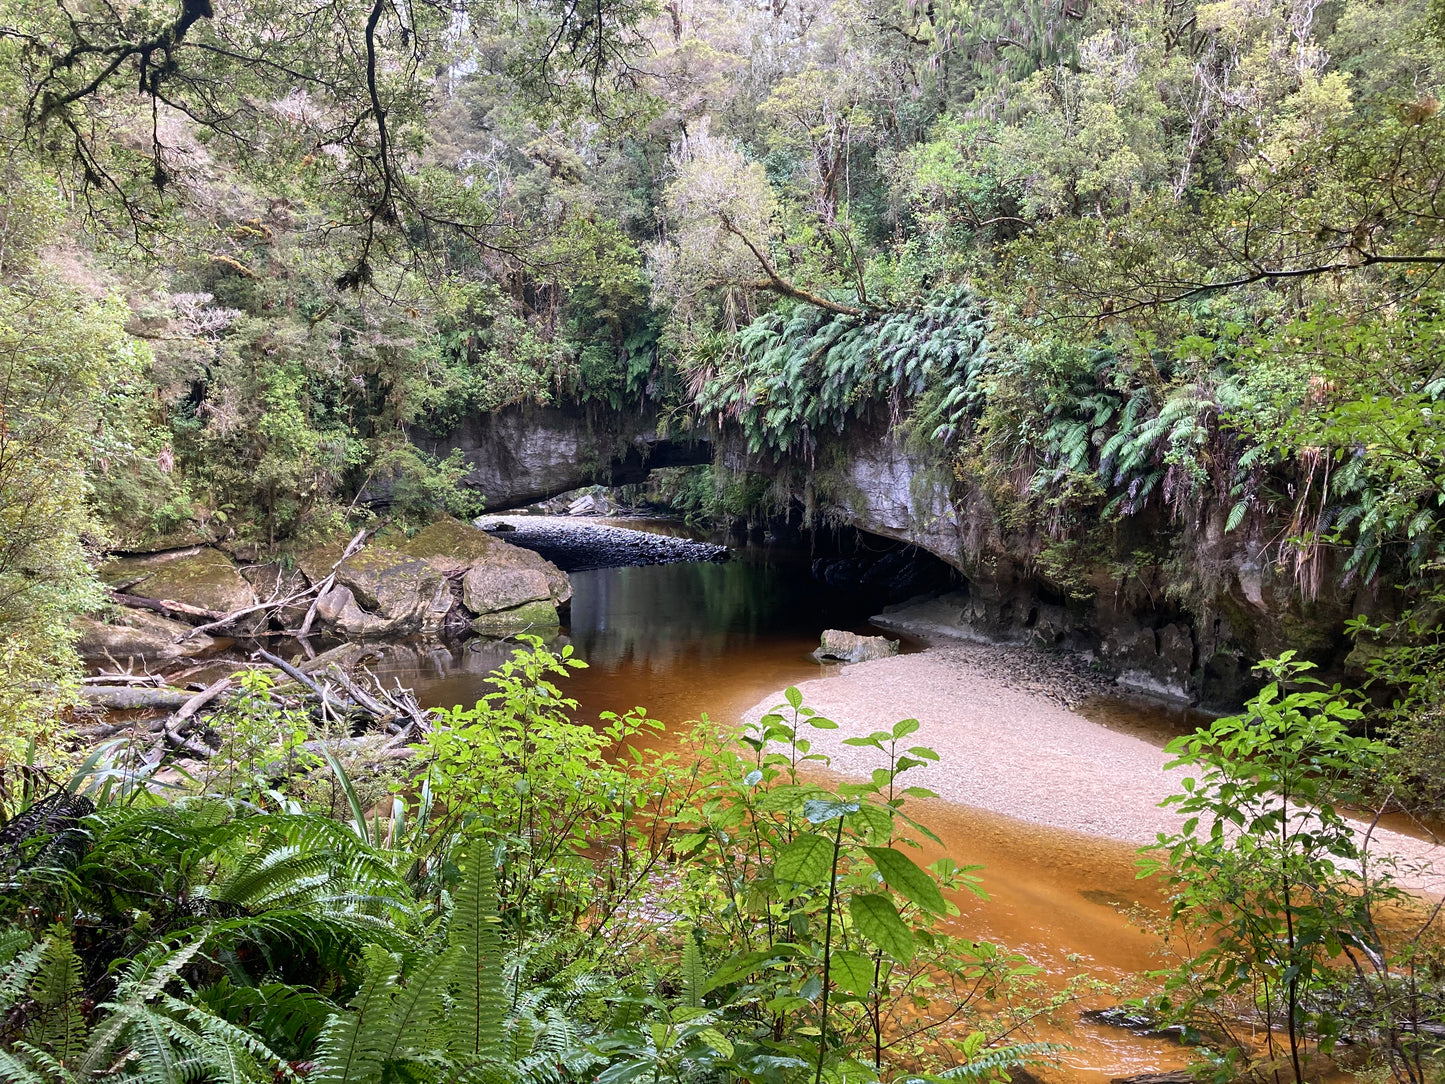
[462,567,552,615]
[299,544,450,638]
[471,600,560,634]
[392,515,571,607]
[390,516,496,574]
[813,629,899,663]
[240,562,311,630]
[75,609,215,661]
[100,546,256,614]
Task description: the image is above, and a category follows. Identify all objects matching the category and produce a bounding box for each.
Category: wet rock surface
[301,544,450,638]
[101,546,257,614]
[75,610,215,661]
[475,515,729,572]
[814,629,899,663]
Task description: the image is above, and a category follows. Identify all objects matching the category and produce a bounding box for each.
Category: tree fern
[309,946,408,1084]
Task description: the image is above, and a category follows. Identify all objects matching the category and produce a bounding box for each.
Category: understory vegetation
[2,640,1443,1084]
[0,639,1067,1084]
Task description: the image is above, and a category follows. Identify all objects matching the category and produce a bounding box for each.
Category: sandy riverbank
[741,641,1445,894]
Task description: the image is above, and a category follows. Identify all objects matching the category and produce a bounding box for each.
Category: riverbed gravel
[742,644,1445,893]
[475,514,729,571]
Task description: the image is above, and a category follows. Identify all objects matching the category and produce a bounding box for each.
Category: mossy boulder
[389,517,495,572]
[300,544,450,638]
[470,600,560,634]
[462,567,552,615]
[100,546,256,614]
[387,516,571,607]
[75,609,215,661]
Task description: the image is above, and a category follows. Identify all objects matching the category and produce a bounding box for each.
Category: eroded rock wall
[747,423,1380,707]
[415,405,710,511]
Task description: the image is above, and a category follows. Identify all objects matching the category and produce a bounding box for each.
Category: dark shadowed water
[378,544,921,727]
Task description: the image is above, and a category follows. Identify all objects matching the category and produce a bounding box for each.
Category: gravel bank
[475,515,728,571]
[742,643,1445,893]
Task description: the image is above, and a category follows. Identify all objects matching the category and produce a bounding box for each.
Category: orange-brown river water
[378,535,1209,1082]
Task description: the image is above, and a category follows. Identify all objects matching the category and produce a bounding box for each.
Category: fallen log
[83,674,167,687]
[174,677,233,723]
[81,687,193,710]
[111,592,223,624]
[297,527,371,640]
[254,649,354,718]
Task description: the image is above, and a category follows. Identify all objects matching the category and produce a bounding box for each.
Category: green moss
[470,600,560,633]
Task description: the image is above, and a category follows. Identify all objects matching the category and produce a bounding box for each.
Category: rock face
[414,405,711,511]
[814,629,899,663]
[462,567,552,614]
[75,610,214,660]
[300,516,572,640]
[731,419,1377,707]
[75,517,576,662]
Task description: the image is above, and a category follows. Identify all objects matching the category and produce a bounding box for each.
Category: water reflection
[375,549,907,726]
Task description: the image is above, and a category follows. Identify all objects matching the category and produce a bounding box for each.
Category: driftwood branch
[180,585,317,641]
[298,528,370,640]
[112,592,223,623]
[81,686,194,710]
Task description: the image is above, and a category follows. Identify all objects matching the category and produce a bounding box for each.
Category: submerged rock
[75,609,215,661]
[470,599,560,634]
[813,629,898,663]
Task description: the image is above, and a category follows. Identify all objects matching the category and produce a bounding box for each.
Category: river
[376,523,1204,1083]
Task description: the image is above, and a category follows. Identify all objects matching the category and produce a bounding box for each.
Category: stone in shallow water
[75,609,215,660]
[470,600,560,634]
[813,629,898,663]
[462,566,552,615]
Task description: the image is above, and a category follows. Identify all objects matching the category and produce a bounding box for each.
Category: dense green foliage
[0,640,1061,1083]
[1142,655,1445,1084]
[6,0,1445,1077]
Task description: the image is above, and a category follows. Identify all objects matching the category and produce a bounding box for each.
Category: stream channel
[375,518,1210,1084]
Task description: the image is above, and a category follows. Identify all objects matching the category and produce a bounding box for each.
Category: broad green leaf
[803,798,859,824]
[829,949,877,995]
[775,833,834,885]
[892,718,920,739]
[696,1027,734,1059]
[850,893,914,962]
[864,846,948,914]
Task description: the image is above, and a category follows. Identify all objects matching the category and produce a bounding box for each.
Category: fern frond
[448,841,506,1059]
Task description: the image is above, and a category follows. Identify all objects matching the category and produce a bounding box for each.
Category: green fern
[446,840,507,1061]
[25,928,86,1064]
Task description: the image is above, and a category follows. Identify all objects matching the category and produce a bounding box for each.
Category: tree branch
[719,213,866,317]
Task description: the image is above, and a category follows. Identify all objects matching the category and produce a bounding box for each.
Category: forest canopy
[1,0,1443,743]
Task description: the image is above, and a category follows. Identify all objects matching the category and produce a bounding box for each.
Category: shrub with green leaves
[1141,653,1445,1084]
